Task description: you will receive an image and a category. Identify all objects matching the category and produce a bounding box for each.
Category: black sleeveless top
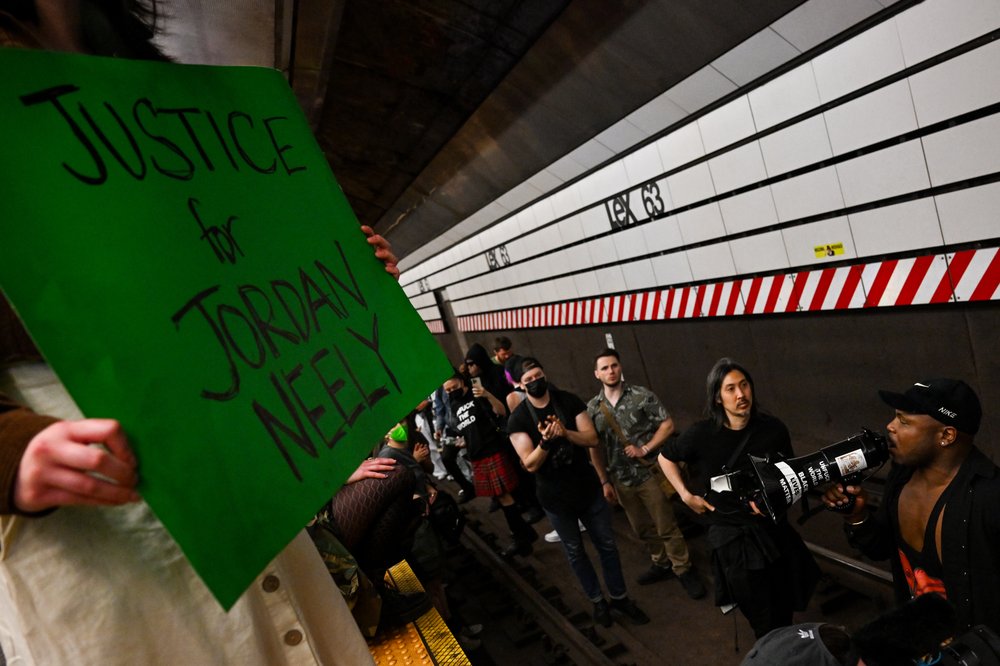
[894,479,959,599]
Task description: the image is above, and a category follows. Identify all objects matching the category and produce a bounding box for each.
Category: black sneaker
[609,597,650,625]
[678,569,707,600]
[522,507,546,524]
[500,540,533,560]
[380,588,433,626]
[457,489,473,504]
[592,599,612,627]
[516,526,539,545]
[636,564,674,585]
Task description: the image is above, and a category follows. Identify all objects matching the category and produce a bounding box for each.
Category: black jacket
[847,446,1000,632]
[464,343,511,407]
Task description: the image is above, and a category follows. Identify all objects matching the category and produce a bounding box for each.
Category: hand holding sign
[15,419,139,512]
[362,225,400,279]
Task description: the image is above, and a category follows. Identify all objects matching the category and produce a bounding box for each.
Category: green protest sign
[0,48,452,608]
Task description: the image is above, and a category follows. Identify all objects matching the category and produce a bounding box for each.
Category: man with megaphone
[822,378,1000,636]
[659,358,819,639]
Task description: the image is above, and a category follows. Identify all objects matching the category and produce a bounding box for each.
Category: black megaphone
[748,429,888,522]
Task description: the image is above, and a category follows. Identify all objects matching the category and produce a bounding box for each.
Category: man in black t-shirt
[659,357,819,639]
[507,357,649,628]
[443,374,537,557]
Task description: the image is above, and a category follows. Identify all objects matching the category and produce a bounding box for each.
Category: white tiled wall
[780,216,857,268]
[405,0,1000,318]
[908,40,1000,127]
[748,63,820,130]
[823,80,918,155]
[687,243,737,282]
[655,123,705,172]
[641,216,686,253]
[835,140,930,207]
[698,96,757,154]
[677,202,727,245]
[811,19,905,103]
[708,142,768,193]
[895,0,1000,66]
[922,113,1000,186]
[848,199,943,256]
[730,231,791,275]
[934,181,1000,245]
[649,252,693,285]
[719,187,780,235]
[666,163,716,208]
[770,167,845,222]
[622,143,667,188]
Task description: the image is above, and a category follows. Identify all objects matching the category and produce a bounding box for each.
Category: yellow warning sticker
[814,242,845,258]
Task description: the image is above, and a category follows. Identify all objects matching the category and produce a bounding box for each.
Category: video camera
[932,625,1000,665]
[852,593,1000,666]
[709,428,889,522]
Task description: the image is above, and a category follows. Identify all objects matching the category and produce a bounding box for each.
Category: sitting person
[310,456,429,633]
[376,417,480,649]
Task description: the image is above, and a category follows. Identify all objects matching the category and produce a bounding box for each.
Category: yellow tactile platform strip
[367,561,471,666]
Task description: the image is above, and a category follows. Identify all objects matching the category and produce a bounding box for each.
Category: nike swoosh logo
[914,382,930,388]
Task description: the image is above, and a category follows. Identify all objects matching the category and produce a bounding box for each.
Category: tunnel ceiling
[242,0,814,260]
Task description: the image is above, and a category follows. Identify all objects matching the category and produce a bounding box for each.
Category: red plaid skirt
[471,452,520,497]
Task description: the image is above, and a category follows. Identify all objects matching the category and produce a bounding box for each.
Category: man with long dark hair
[659,357,819,638]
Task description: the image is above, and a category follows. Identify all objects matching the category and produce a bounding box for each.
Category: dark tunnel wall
[435,302,999,459]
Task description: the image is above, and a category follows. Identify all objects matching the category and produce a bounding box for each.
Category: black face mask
[447,389,465,403]
[525,377,548,398]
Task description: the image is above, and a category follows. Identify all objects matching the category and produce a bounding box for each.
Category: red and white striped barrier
[454,246,1000,332]
[424,319,446,334]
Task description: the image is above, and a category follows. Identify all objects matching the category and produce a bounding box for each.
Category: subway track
[446,481,894,665]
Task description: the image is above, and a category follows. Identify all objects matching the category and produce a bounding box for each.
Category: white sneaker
[543,521,586,543]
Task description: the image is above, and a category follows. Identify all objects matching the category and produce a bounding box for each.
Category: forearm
[640,419,674,453]
[522,442,551,472]
[564,428,597,448]
[659,457,691,500]
[511,433,547,472]
[485,393,506,416]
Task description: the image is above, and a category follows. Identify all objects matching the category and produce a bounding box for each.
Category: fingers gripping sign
[14,419,140,513]
[361,225,399,280]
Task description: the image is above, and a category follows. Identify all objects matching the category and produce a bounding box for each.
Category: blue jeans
[545,494,627,602]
